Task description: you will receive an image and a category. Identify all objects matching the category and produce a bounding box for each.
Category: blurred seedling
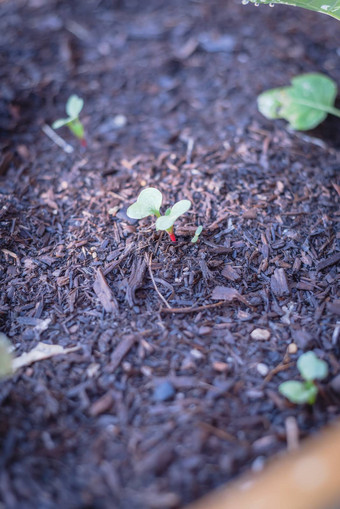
[279,351,328,405]
[191,225,203,243]
[0,333,12,378]
[52,95,86,146]
[258,73,340,131]
[126,188,191,242]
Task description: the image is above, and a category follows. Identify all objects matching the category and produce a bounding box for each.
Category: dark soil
[1,0,340,508]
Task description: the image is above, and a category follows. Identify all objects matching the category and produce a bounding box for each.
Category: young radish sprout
[126,188,191,242]
[279,351,328,405]
[191,225,203,243]
[52,95,86,146]
[0,333,12,378]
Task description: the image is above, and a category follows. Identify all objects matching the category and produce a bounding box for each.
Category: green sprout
[126,187,191,242]
[0,333,12,378]
[191,225,203,243]
[258,73,340,131]
[279,351,328,405]
[52,95,86,146]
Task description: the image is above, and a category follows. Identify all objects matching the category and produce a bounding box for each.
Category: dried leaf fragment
[12,342,80,371]
[93,268,118,313]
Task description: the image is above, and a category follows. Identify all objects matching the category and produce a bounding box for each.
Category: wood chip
[126,257,147,307]
[106,334,137,373]
[271,268,290,297]
[89,391,113,417]
[317,252,340,272]
[211,286,252,307]
[93,268,118,313]
[222,265,241,282]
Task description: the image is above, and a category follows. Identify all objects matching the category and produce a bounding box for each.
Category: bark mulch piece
[0,0,339,508]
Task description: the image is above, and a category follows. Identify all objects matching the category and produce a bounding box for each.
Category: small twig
[281,211,308,216]
[146,253,171,309]
[42,124,74,154]
[186,137,194,164]
[285,416,299,452]
[160,300,226,314]
[263,361,295,385]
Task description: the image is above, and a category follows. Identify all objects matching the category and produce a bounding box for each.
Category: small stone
[251,328,270,341]
[288,342,298,354]
[213,361,229,373]
[190,349,204,360]
[256,363,269,376]
[153,381,175,402]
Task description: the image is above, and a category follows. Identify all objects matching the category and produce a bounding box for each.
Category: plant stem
[166,226,176,242]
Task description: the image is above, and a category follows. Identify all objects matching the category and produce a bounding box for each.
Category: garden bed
[0,0,339,507]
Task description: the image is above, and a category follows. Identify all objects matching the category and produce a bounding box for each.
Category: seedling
[126,187,191,242]
[191,225,203,243]
[0,333,12,378]
[52,95,86,146]
[258,73,340,131]
[279,351,328,405]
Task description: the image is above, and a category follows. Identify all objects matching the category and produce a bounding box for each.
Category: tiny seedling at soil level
[126,187,191,242]
[279,351,328,405]
[191,225,203,243]
[0,333,12,378]
[52,95,86,146]
[258,73,340,130]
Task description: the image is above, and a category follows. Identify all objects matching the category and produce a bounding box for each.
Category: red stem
[169,232,176,242]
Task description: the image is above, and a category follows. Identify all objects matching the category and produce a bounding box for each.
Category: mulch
[0,0,339,508]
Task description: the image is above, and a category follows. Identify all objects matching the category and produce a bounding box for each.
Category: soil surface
[1,0,340,508]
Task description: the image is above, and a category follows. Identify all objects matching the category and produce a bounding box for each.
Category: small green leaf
[156,199,191,231]
[69,119,85,140]
[127,188,163,219]
[52,118,71,129]
[0,333,12,378]
[279,380,317,405]
[257,73,339,130]
[297,351,328,381]
[66,95,84,118]
[191,225,203,243]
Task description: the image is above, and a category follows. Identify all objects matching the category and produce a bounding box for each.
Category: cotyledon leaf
[127,188,163,219]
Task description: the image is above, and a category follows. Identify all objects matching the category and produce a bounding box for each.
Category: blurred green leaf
[246,0,340,21]
[258,73,340,130]
[66,95,84,118]
[0,333,12,378]
[279,380,317,405]
[297,351,329,381]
